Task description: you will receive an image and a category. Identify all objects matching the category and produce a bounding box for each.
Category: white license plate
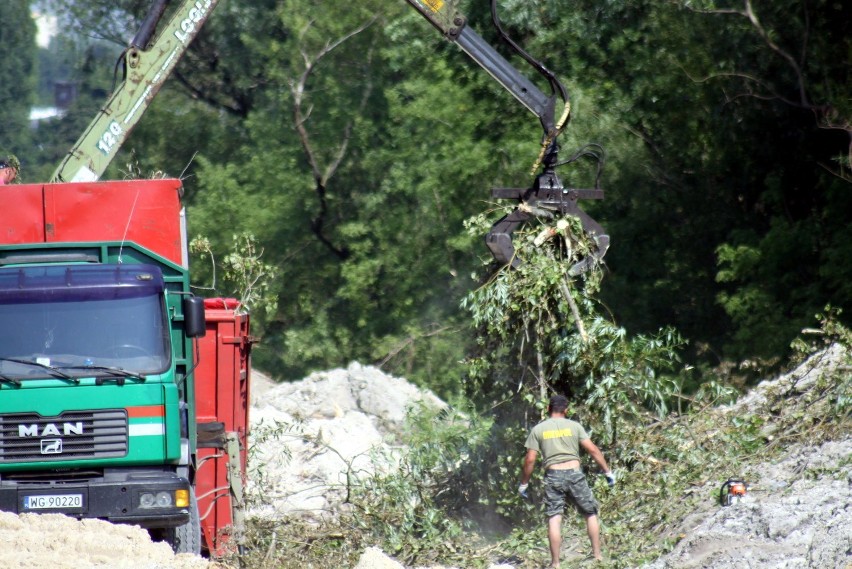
[24,494,83,509]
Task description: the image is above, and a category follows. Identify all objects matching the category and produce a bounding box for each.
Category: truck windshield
[0,264,170,377]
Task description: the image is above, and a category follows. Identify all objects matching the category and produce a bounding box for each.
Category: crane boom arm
[53,0,556,183]
[51,0,220,183]
[407,0,608,272]
[49,0,606,271]
[404,0,557,133]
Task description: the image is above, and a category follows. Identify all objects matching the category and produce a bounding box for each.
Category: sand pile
[0,512,215,569]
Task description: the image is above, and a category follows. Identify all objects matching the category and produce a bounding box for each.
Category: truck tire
[165,488,201,555]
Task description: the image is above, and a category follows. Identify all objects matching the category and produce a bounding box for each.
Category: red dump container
[0,179,184,265]
[194,298,253,555]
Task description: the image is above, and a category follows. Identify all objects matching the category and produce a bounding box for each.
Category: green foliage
[176,0,515,388]
[715,230,810,358]
[350,404,483,563]
[232,403,492,568]
[0,1,37,168]
[527,309,848,567]
[535,0,852,367]
[368,321,469,400]
[462,212,685,442]
[228,309,851,569]
[30,0,851,402]
[370,313,849,569]
[189,233,279,316]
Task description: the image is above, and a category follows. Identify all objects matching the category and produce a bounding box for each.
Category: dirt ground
[3,351,848,569]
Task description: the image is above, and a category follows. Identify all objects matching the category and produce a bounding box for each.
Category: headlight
[155,491,173,507]
[139,493,155,508]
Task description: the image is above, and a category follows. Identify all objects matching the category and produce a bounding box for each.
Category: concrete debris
[247,363,445,522]
[643,437,851,569]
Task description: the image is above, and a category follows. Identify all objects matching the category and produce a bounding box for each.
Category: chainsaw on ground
[719,477,748,506]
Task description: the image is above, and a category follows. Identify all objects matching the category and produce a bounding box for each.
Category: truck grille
[0,410,128,463]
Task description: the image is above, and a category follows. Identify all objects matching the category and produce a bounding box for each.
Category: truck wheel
[164,488,201,555]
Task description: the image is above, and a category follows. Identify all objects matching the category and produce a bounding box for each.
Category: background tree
[28,36,124,182]
[0,1,37,169]
[186,2,501,395]
[682,0,851,361]
[519,0,851,369]
[29,0,852,393]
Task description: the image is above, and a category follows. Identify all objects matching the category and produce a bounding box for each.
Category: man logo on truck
[41,440,63,454]
[18,422,84,438]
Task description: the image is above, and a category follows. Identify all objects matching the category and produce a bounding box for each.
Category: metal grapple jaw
[485,168,609,275]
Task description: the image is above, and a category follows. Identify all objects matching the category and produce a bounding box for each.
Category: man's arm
[520,448,538,485]
[580,438,611,474]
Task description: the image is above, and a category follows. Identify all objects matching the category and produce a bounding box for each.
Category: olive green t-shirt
[525,417,589,469]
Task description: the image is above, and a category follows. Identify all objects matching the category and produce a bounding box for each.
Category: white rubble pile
[724,342,848,413]
[251,350,851,569]
[247,362,445,521]
[644,437,852,569]
[645,343,852,569]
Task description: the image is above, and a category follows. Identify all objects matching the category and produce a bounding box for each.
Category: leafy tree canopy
[22,0,852,391]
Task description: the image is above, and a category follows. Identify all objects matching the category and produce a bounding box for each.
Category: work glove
[518,483,530,499]
[604,471,616,487]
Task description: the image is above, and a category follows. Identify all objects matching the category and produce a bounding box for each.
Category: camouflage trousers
[543,468,598,517]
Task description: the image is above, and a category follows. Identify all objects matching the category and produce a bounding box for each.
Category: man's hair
[548,394,570,413]
[0,155,19,170]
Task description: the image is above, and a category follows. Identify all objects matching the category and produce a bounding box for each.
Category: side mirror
[183,296,207,338]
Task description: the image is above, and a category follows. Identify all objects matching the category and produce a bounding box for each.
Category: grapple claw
[567,234,609,276]
[486,169,608,274]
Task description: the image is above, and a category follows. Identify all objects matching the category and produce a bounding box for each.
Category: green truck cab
[0,179,247,554]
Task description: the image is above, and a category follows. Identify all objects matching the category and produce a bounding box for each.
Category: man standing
[0,156,19,185]
[519,394,615,567]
